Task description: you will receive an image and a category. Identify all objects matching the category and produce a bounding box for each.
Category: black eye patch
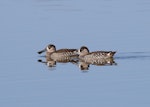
[48,44,55,49]
[80,46,89,52]
[48,45,51,49]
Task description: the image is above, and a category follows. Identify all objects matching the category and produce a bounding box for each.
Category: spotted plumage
[38,44,78,61]
[78,46,116,64]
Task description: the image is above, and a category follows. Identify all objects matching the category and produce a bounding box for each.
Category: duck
[38,44,78,61]
[78,46,116,64]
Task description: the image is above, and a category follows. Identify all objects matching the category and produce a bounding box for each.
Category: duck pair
[38,44,116,63]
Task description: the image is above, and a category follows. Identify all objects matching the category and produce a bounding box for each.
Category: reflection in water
[37,51,150,71]
[38,56,79,66]
[38,59,56,67]
[38,55,78,68]
[80,58,116,66]
[78,58,116,71]
[38,56,116,71]
[78,61,90,71]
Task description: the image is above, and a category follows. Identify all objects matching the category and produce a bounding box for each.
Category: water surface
[0,0,150,107]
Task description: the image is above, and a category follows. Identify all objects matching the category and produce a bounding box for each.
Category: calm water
[0,0,150,107]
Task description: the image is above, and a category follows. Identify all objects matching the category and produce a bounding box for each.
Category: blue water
[0,0,150,107]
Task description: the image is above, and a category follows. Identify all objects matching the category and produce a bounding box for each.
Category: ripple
[115,52,150,60]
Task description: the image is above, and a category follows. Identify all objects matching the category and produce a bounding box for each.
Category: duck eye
[48,45,51,49]
[80,47,84,52]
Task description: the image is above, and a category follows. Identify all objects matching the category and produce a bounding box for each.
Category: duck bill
[37,48,46,54]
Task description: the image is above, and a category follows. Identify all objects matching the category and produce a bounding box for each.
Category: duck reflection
[38,57,56,67]
[82,57,116,66]
[38,55,78,68]
[38,56,116,70]
[78,57,116,70]
[78,61,90,71]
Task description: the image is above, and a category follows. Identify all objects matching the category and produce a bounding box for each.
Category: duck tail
[108,51,116,57]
